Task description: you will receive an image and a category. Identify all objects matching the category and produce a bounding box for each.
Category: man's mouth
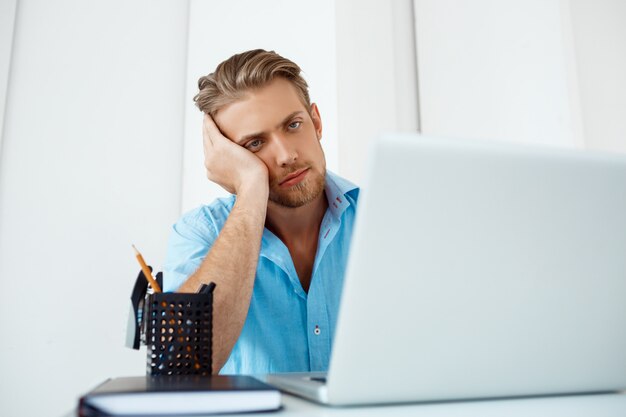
[279,168,310,187]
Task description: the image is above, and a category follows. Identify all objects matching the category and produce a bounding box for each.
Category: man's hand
[202,113,268,194]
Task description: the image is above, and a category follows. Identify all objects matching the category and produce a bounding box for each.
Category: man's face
[214,78,326,208]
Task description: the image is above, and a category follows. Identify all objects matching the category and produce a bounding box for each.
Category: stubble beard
[269,167,326,208]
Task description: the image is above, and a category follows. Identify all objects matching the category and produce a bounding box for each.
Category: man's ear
[310,103,323,141]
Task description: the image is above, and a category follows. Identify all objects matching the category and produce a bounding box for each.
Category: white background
[414,0,626,153]
[0,1,624,416]
[0,1,188,415]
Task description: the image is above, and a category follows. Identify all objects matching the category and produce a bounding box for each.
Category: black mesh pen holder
[144,288,214,376]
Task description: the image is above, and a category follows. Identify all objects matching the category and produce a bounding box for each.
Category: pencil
[132,244,162,293]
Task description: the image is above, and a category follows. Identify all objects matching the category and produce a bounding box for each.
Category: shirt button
[314,325,321,335]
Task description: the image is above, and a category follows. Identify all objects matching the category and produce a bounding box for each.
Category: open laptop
[267,133,626,405]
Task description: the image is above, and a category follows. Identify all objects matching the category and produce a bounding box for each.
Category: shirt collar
[324,170,358,219]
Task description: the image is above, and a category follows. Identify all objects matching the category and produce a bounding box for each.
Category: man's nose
[273,135,298,167]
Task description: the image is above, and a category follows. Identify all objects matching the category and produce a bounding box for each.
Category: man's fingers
[203,113,227,147]
[202,114,214,147]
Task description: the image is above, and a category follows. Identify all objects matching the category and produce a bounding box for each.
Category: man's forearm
[177,187,268,373]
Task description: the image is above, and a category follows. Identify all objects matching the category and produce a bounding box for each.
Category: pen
[132,244,162,293]
[199,282,216,294]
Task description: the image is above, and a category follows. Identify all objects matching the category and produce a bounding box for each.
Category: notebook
[267,133,626,405]
[79,375,281,416]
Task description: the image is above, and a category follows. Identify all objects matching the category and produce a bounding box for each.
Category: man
[164,49,359,374]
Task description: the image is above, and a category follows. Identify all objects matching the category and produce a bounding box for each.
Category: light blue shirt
[163,171,359,374]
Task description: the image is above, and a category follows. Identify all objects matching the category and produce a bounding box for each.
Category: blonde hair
[194,49,311,116]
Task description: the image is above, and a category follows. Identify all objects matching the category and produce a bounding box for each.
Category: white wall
[0,0,17,152]
[0,1,188,416]
[414,0,584,148]
[413,0,626,153]
[569,0,626,153]
[335,0,419,184]
[181,0,338,212]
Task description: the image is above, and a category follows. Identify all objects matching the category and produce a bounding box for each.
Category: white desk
[274,392,626,416]
[67,391,626,417]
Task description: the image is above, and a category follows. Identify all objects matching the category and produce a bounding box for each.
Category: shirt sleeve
[162,207,220,292]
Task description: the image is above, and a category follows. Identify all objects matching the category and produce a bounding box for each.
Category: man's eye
[288,121,301,130]
[246,139,263,151]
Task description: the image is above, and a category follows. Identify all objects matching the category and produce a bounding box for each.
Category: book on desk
[78,375,281,416]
